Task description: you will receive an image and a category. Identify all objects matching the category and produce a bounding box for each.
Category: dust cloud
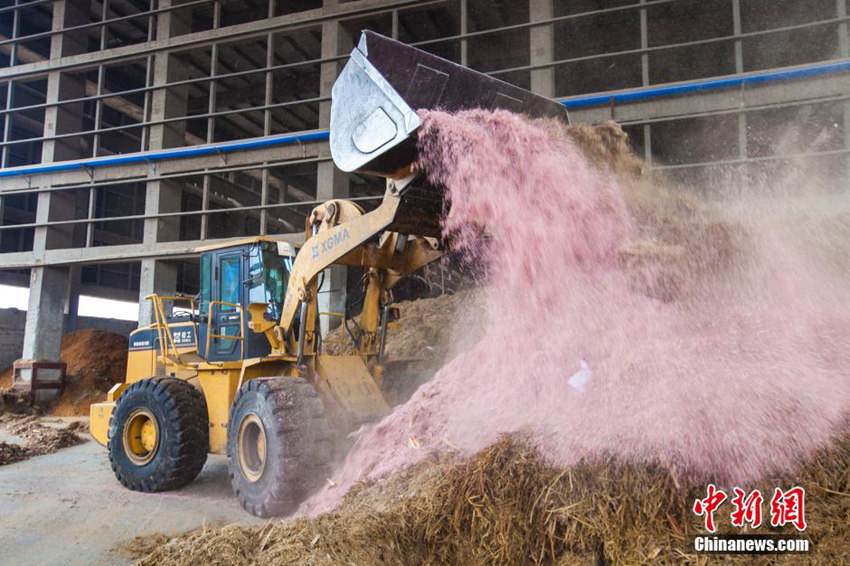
[304,109,850,514]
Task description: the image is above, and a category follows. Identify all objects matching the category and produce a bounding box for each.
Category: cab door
[210,251,244,361]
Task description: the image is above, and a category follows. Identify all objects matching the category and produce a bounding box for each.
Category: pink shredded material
[302,109,850,515]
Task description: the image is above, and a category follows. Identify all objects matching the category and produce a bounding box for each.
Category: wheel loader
[90,31,569,517]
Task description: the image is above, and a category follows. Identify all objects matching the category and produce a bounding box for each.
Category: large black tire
[108,377,209,492]
[227,377,334,517]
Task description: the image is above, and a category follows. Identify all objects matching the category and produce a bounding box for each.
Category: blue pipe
[0,129,330,178]
[1,59,849,179]
[559,60,850,109]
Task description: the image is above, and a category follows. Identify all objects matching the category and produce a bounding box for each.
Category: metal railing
[147,293,198,365]
[205,300,245,361]
[0,0,212,51]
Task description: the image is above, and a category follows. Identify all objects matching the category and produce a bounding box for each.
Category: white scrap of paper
[568,360,592,392]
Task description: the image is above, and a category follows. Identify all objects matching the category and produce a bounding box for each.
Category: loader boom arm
[278,185,402,337]
[278,29,569,339]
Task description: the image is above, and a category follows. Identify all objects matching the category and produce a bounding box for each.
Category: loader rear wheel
[227,377,333,517]
[108,377,209,492]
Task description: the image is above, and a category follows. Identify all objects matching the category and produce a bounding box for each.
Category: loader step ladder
[147,294,200,366]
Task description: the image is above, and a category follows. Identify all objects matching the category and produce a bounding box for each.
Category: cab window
[220,256,240,310]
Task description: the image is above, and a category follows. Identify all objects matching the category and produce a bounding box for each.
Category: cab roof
[195,235,302,253]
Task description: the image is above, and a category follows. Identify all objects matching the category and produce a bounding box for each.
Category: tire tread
[108,377,209,492]
[227,376,333,517]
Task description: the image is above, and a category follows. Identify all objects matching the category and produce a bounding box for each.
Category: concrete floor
[0,437,262,565]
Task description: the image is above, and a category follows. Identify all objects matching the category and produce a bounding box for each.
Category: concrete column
[732,0,744,74]
[529,0,554,97]
[460,0,468,66]
[640,0,649,87]
[318,1,351,127]
[639,0,653,177]
[317,2,351,335]
[38,0,88,252]
[64,266,81,333]
[138,0,191,326]
[391,9,399,39]
[316,163,350,335]
[837,0,850,184]
[138,258,178,325]
[22,0,88,361]
[732,0,747,167]
[23,267,71,360]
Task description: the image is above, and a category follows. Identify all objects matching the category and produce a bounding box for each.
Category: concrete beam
[0,138,327,193]
[0,36,43,64]
[0,232,304,270]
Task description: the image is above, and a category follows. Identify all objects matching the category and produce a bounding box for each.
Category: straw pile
[128,430,848,565]
[51,329,128,416]
[324,289,481,360]
[0,329,128,416]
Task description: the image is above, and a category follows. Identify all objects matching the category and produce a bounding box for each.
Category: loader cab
[197,239,295,362]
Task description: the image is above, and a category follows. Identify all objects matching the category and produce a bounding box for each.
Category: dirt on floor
[122,430,850,566]
[0,415,86,466]
[0,388,34,416]
[0,329,123,465]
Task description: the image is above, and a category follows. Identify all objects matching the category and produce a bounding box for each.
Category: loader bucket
[330,31,569,177]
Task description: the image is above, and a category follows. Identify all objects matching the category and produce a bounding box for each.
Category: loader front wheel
[108,377,209,492]
[227,377,333,517]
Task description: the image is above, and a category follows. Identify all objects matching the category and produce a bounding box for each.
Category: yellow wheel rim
[123,408,159,466]
[237,414,267,483]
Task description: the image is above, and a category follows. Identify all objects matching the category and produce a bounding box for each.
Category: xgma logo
[312,228,351,259]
